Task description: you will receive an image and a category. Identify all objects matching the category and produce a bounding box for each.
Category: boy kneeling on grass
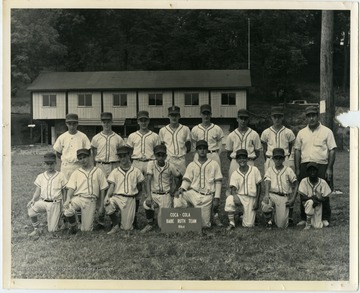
[298,162,332,230]
[141,144,182,233]
[105,146,145,235]
[225,149,262,230]
[27,152,68,238]
[63,148,108,234]
[261,148,298,229]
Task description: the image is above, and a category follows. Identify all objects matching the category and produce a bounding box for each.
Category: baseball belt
[270,191,289,197]
[96,161,119,164]
[43,198,62,203]
[208,149,219,153]
[192,189,214,196]
[152,191,169,195]
[114,193,136,198]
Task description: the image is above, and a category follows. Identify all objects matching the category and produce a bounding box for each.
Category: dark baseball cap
[306,162,319,170]
[272,148,285,158]
[43,152,56,162]
[66,113,79,122]
[154,144,167,154]
[168,106,180,115]
[236,149,248,158]
[101,112,113,121]
[137,111,149,119]
[305,106,319,115]
[196,140,208,149]
[77,148,91,157]
[200,104,212,114]
[271,107,284,116]
[117,145,133,155]
[237,109,249,117]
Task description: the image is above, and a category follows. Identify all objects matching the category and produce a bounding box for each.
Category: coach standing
[294,105,337,227]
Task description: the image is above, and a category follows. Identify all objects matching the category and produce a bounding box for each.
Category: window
[221,93,236,105]
[113,94,127,107]
[184,93,199,106]
[42,94,56,107]
[148,93,163,106]
[78,94,92,107]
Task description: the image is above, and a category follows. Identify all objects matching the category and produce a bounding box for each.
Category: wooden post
[320,10,335,130]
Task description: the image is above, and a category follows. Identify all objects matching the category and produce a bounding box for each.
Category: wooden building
[28,70,251,144]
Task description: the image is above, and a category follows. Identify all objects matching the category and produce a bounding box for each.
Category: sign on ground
[160,208,202,233]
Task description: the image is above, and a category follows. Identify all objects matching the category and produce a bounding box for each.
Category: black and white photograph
[3,0,359,291]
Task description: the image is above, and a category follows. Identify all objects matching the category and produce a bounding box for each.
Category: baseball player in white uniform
[126,110,160,229]
[225,109,262,180]
[63,149,108,233]
[225,149,262,230]
[91,112,124,177]
[261,148,298,229]
[261,106,295,171]
[53,113,91,180]
[298,162,332,230]
[159,106,191,175]
[141,144,182,233]
[174,140,223,228]
[105,146,145,235]
[27,152,67,237]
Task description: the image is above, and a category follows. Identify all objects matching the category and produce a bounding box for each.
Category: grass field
[10,146,350,281]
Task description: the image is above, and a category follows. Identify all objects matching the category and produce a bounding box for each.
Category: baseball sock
[30,217,40,228]
[263,212,272,223]
[145,210,155,225]
[67,215,77,225]
[228,213,235,226]
[109,213,120,226]
[133,199,140,229]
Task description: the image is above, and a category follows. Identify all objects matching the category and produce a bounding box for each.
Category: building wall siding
[211,90,247,117]
[68,92,101,119]
[174,91,209,118]
[138,91,172,118]
[103,91,137,119]
[33,92,66,119]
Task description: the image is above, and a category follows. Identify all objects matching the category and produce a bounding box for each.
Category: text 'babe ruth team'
[27,104,337,237]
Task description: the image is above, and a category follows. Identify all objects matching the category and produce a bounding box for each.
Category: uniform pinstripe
[28,171,67,232]
[225,166,262,227]
[64,167,108,231]
[261,166,297,228]
[159,124,191,174]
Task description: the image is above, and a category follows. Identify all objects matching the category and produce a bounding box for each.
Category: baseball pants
[304,200,324,228]
[299,163,331,221]
[63,196,97,231]
[229,158,255,182]
[225,194,256,227]
[60,161,81,180]
[267,193,290,228]
[28,200,62,232]
[105,195,136,231]
[143,192,172,228]
[173,190,213,228]
[96,162,120,177]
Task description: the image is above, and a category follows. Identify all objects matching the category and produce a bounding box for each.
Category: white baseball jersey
[191,123,224,151]
[264,166,297,194]
[127,131,160,160]
[91,131,124,162]
[294,123,337,164]
[53,131,91,163]
[298,177,331,200]
[225,128,262,159]
[108,166,145,196]
[147,161,181,193]
[230,166,262,197]
[159,124,191,157]
[182,158,223,197]
[34,171,67,201]
[67,167,108,198]
[261,126,295,156]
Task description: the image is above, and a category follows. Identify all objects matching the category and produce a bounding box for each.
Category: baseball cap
[43,152,56,162]
[200,104,212,114]
[237,109,249,117]
[154,144,167,154]
[168,106,180,115]
[137,111,149,119]
[305,106,319,115]
[271,106,284,116]
[235,149,248,158]
[117,145,133,155]
[196,140,208,149]
[272,148,285,158]
[66,113,79,122]
[306,162,319,170]
[101,112,113,121]
[77,148,91,157]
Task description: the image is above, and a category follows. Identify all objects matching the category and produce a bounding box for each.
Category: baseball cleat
[297,220,306,226]
[265,220,273,229]
[213,217,223,227]
[107,225,120,235]
[140,224,154,233]
[68,226,78,235]
[28,228,41,237]
[303,224,311,230]
[322,220,329,227]
[226,224,235,231]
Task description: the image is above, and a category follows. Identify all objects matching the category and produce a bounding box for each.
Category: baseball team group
[26,103,337,237]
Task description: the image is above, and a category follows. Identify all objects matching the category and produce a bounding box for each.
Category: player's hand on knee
[27,200,34,209]
[263,196,270,204]
[63,200,70,209]
[104,198,110,206]
[233,196,241,206]
[145,198,152,207]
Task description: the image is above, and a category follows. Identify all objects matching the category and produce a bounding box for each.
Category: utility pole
[320,10,335,130]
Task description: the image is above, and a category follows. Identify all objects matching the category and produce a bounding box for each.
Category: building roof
[27,70,251,91]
